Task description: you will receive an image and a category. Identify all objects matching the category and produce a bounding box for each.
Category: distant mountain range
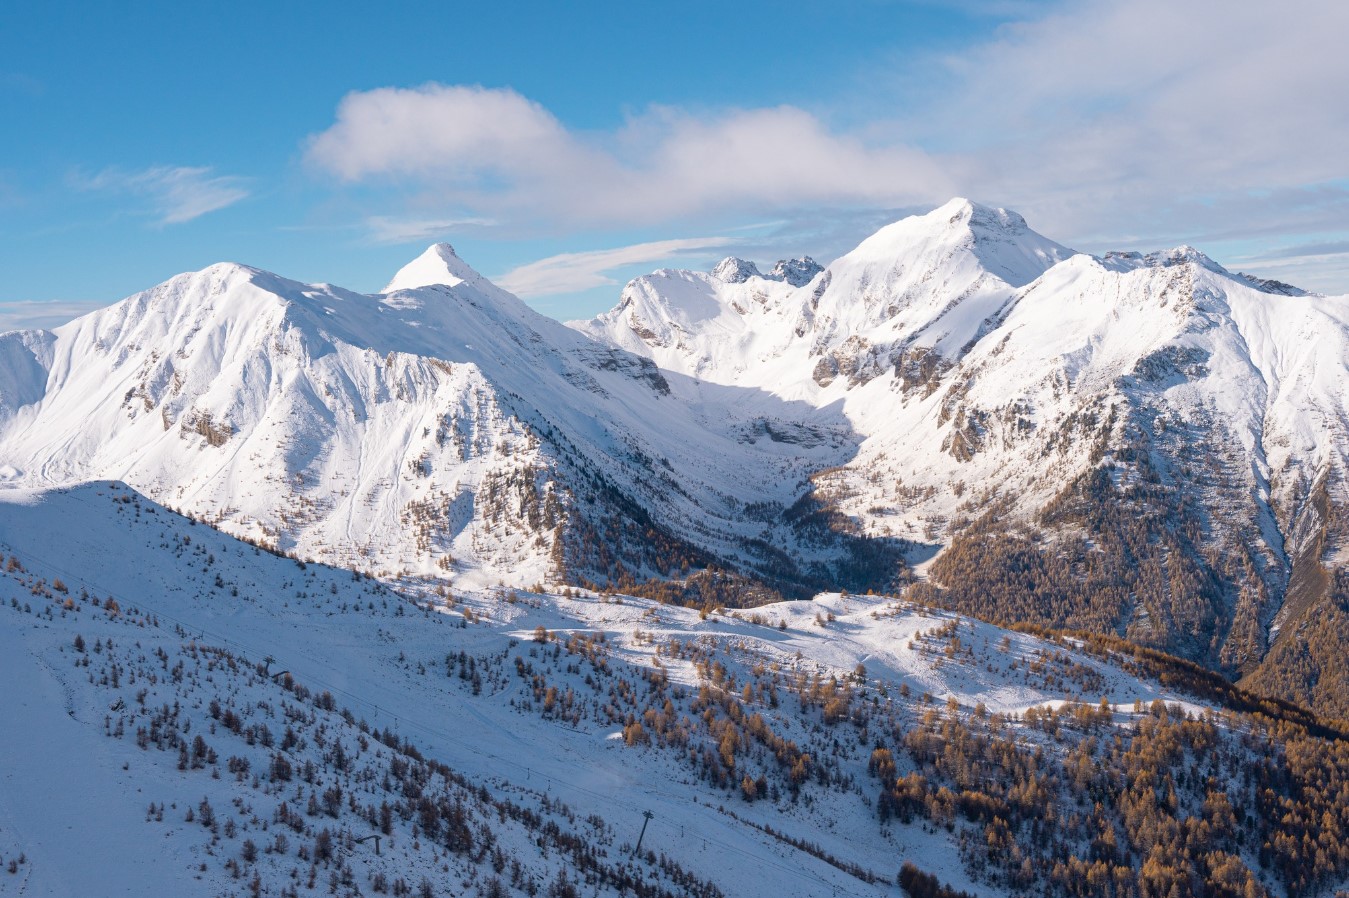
[4,198,1348,712]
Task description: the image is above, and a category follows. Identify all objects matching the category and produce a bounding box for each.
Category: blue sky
[2,0,1347,329]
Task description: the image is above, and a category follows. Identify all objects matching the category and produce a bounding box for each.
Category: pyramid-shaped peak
[934,196,978,217]
[854,199,1037,256]
[383,243,485,293]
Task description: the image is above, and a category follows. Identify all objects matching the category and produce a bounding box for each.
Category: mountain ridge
[4,198,1349,713]
[0,244,893,600]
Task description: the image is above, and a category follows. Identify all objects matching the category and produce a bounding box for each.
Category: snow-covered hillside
[5,483,1346,898]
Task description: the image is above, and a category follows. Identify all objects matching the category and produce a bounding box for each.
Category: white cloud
[79,165,249,224]
[307,85,582,184]
[1228,246,1349,297]
[305,84,951,228]
[920,0,1349,247]
[495,237,737,297]
[0,299,106,332]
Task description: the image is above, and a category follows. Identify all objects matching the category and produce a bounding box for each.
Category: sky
[2,0,1347,330]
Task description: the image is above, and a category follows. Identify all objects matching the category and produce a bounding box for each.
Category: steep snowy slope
[3,484,1348,898]
[579,201,1349,691]
[0,246,891,595]
[0,483,863,898]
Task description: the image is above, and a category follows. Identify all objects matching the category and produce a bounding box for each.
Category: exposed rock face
[768,257,824,286]
[711,257,762,283]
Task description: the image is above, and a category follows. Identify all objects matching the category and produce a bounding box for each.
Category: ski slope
[0,483,1226,897]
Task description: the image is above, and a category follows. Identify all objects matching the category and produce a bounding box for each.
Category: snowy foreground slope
[4,485,1348,898]
[578,199,1349,702]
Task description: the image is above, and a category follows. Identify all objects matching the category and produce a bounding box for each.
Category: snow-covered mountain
[4,198,1349,712]
[0,245,888,597]
[6,201,1349,898]
[576,199,1349,703]
[573,198,1071,392]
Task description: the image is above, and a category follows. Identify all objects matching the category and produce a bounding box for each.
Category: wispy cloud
[1251,240,1349,262]
[77,165,249,224]
[365,214,496,245]
[495,237,738,297]
[1227,238,1349,295]
[915,0,1349,249]
[1229,253,1349,297]
[0,299,106,332]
